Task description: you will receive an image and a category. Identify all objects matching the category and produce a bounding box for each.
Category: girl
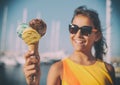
[23,6,115,85]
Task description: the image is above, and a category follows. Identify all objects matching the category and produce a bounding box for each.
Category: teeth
[75,40,83,44]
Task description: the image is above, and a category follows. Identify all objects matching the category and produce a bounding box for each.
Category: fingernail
[31,51,34,54]
[31,56,35,58]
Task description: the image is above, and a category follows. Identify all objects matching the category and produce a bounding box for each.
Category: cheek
[69,34,74,44]
[87,35,96,44]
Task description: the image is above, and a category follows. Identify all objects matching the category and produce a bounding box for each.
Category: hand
[23,51,40,85]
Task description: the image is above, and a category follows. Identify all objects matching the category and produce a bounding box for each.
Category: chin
[74,47,85,52]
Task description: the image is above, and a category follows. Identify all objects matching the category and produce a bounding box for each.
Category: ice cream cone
[17,18,47,83]
[21,27,41,60]
[26,18,47,57]
[28,42,39,55]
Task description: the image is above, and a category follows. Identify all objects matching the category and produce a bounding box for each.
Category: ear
[95,31,101,42]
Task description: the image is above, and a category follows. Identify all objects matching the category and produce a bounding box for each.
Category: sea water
[0,63,52,85]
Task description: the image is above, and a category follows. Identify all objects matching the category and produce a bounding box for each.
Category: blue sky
[0,0,120,57]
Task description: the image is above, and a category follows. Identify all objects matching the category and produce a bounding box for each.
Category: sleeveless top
[62,58,113,85]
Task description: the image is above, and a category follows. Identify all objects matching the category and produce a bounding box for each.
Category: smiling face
[70,15,98,52]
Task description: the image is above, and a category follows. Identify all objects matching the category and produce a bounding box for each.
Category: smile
[74,39,85,45]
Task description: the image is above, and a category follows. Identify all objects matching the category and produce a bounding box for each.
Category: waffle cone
[28,42,39,56]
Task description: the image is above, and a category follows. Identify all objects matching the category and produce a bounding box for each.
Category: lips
[74,39,85,45]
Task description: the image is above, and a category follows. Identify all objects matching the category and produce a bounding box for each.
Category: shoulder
[50,61,63,74]
[104,62,114,73]
[104,62,116,84]
[50,58,68,72]
[97,60,114,72]
[104,62,115,75]
[47,61,63,85]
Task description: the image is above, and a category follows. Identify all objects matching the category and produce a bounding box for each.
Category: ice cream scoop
[22,27,41,45]
[29,19,47,37]
[17,23,29,38]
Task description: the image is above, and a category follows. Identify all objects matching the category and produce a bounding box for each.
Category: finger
[24,63,40,72]
[23,66,40,83]
[25,70,37,78]
[25,58,32,65]
[36,55,40,61]
[25,67,40,77]
[25,56,39,65]
[24,51,34,60]
[30,56,39,63]
[24,64,36,71]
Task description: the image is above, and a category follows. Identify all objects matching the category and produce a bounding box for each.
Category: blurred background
[0,0,120,85]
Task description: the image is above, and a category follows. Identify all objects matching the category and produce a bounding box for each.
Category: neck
[70,51,96,65]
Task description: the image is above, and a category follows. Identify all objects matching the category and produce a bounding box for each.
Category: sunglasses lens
[81,26,92,36]
[69,24,79,34]
[69,24,92,36]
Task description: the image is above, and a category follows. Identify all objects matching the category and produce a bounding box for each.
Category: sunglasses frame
[69,24,93,36]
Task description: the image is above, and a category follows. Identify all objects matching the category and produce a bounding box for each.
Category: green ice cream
[17,23,29,38]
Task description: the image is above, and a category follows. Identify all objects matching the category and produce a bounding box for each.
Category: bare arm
[47,61,63,85]
[105,62,116,85]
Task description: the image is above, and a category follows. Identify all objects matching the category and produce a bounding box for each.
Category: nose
[75,29,83,38]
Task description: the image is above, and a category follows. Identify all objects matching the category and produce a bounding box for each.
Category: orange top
[62,58,113,85]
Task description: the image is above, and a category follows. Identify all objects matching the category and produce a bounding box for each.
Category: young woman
[23,6,116,85]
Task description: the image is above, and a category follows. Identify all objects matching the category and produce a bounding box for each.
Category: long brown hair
[71,6,107,60]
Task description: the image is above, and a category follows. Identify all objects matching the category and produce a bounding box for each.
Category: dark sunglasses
[69,24,92,36]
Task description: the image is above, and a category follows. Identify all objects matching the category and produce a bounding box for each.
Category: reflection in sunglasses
[69,24,93,36]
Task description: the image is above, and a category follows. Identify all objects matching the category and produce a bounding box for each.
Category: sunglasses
[69,24,93,36]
